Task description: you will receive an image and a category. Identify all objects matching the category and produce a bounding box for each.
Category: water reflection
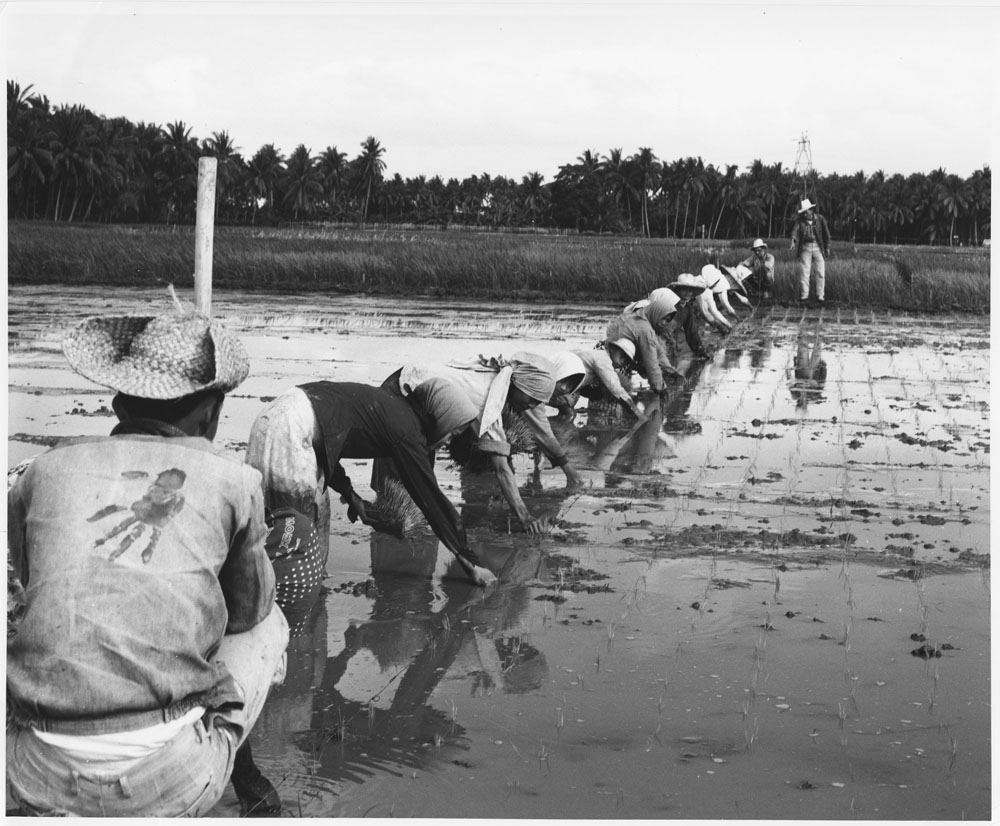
[789,333,827,410]
[283,532,552,788]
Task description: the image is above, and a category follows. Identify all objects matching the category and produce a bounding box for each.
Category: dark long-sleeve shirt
[299,382,470,561]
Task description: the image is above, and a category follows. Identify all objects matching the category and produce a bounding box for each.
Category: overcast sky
[3,1,996,183]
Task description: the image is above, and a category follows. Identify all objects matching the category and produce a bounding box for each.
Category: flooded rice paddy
[7,286,991,819]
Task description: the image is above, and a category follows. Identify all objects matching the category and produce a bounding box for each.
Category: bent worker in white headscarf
[382,352,581,534]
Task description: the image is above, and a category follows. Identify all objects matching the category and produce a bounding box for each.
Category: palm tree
[48,104,103,221]
[281,144,323,220]
[729,180,765,239]
[357,136,386,222]
[201,130,243,221]
[839,171,866,243]
[519,171,548,225]
[602,148,632,231]
[680,156,710,239]
[966,165,990,245]
[245,143,285,224]
[7,81,54,219]
[711,165,739,239]
[155,121,200,222]
[750,160,783,239]
[318,145,348,218]
[630,147,659,238]
[935,173,970,246]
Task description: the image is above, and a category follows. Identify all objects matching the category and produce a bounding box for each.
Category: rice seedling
[537,742,550,774]
[366,478,424,538]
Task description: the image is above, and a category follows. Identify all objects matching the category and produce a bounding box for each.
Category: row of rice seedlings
[909,575,964,778]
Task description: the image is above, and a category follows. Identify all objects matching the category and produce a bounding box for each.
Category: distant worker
[790,199,832,303]
[739,238,776,301]
[701,263,747,318]
[663,275,716,354]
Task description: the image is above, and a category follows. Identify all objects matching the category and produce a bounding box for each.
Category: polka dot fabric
[265,507,327,623]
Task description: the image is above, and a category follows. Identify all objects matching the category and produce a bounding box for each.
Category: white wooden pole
[194,157,218,316]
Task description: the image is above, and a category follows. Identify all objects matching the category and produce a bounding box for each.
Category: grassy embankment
[8,221,990,311]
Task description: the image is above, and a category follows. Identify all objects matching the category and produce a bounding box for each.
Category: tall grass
[8,221,990,311]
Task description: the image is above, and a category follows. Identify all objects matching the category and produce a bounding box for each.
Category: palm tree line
[8,81,991,246]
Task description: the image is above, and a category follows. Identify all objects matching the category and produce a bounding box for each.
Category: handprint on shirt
[88,468,187,563]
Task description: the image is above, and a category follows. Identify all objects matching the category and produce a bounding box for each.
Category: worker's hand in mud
[469,565,498,587]
[343,491,369,525]
[521,515,549,535]
[452,552,498,587]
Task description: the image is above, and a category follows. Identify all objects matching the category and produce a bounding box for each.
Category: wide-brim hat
[63,313,250,399]
[666,273,707,296]
[700,264,727,294]
[720,265,749,296]
[607,337,637,362]
[798,198,817,214]
[751,238,768,249]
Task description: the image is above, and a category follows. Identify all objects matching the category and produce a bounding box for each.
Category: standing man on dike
[739,238,776,301]
[246,378,497,585]
[7,311,289,817]
[790,198,832,303]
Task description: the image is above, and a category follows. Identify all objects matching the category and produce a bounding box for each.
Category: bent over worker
[246,379,496,586]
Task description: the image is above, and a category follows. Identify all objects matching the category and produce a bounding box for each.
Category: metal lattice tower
[793,132,813,197]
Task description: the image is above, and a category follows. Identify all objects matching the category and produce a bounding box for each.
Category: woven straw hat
[798,198,817,214]
[63,313,250,399]
[751,238,768,249]
[666,273,707,296]
[720,265,750,295]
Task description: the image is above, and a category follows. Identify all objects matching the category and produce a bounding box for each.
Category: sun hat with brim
[751,238,768,249]
[607,338,637,362]
[700,264,728,293]
[63,313,250,399]
[720,265,750,295]
[798,198,817,214]
[666,273,707,296]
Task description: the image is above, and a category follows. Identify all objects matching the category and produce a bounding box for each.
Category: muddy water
[7,287,990,819]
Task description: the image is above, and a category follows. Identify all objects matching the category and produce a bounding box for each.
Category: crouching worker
[6,312,289,817]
